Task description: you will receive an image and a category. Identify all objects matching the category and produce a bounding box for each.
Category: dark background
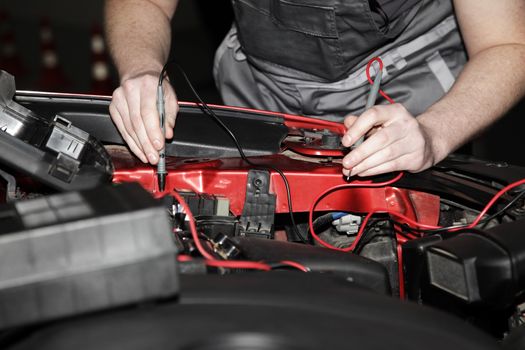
[0,0,523,166]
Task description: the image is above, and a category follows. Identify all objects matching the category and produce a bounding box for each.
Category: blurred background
[0,0,522,165]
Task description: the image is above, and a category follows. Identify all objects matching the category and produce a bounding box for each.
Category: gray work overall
[213,0,466,122]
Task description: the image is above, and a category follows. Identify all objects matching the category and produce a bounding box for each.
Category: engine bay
[1,70,525,349]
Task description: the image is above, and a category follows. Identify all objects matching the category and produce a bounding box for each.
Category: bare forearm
[104,0,178,81]
[105,0,179,165]
[420,44,525,162]
[341,0,525,177]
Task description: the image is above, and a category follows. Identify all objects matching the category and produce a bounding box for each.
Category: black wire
[160,61,307,244]
[479,190,525,226]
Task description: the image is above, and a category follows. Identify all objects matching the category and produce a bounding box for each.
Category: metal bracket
[239,169,276,239]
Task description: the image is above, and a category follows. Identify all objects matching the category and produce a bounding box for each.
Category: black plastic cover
[4,273,501,350]
[0,182,178,330]
[426,219,525,306]
[233,237,391,294]
[0,71,113,191]
[166,107,288,158]
[14,92,288,159]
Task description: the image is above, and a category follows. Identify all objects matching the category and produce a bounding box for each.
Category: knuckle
[140,77,156,90]
[376,131,389,145]
[344,115,356,127]
[130,113,143,129]
[392,103,406,114]
[383,146,394,160]
[390,158,401,171]
[366,107,379,121]
[112,87,123,99]
[108,103,117,117]
[121,79,136,92]
[350,149,362,163]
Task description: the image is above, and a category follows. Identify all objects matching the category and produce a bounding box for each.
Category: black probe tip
[158,173,166,192]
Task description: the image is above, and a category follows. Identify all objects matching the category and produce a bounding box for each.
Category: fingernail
[148,153,158,163]
[342,135,352,146]
[343,157,353,168]
[153,139,161,149]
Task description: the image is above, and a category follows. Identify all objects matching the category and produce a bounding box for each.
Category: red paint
[111,104,439,223]
[109,101,440,296]
[113,155,439,225]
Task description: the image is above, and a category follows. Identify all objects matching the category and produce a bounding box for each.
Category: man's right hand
[109,72,178,164]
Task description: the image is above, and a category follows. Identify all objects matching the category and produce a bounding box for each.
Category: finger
[342,105,397,147]
[112,88,144,153]
[355,154,414,177]
[341,115,357,147]
[348,140,404,176]
[140,86,164,150]
[342,123,402,170]
[109,103,148,162]
[124,84,159,164]
[343,115,358,129]
[164,85,178,139]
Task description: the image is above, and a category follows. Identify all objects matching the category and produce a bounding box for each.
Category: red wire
[393,177,525,232]
[366,57,395,104]
[467,178,525,228]
[171,190,310,272]
[177,253,308,272]
[396,244,406,299]
[308,173,404,251]
[204,260,272,271]
[171,190,215,260]
[309,174,525,251]
[177,254,194,262]
[278,260,311,272]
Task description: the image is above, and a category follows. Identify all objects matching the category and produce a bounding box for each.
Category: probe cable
[160,63,308,270]
[390,178,525,236]
[310,172,525,249]
[161,61,307,243]
[308,172,405,252]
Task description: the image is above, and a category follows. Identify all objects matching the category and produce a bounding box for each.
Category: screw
[253,178,263,187]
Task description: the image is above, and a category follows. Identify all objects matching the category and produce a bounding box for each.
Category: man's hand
[109,72,178,164]
[105,0,178,164]
[341,104,436,177]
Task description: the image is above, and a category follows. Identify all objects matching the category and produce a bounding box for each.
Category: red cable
[278,260,311,272]
[171,190,310,272]
[366,57,395,104]
[309,175,525,251]
[204,260,272,271]
[177,253,309,272]
[396,244,406,299]
[171,190,216,261]
[308,173,404,251]
[177,254,194,262]
[467,178,525,228]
